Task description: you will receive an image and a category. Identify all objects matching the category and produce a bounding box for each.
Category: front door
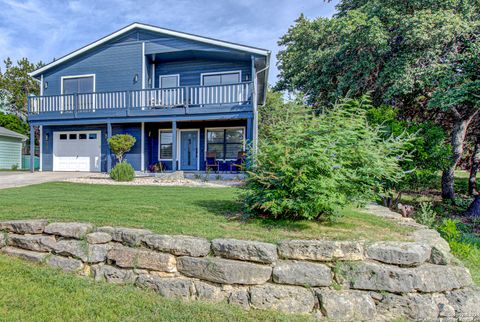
[180,130,198,170]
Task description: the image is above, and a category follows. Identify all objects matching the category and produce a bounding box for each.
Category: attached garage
[53,131,101,172]
[0,127,27,170]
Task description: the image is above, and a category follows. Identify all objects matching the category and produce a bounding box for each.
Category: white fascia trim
[30,23,270,77]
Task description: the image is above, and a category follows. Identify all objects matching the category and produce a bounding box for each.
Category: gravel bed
[64,174,242,187]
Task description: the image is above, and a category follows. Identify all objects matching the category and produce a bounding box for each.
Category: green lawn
[0,182,411,242]
[0,255,308,322]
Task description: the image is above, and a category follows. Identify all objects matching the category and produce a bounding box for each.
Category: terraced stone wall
[0,219,479,321]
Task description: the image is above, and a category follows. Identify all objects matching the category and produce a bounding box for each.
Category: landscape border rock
[0,209,479,321]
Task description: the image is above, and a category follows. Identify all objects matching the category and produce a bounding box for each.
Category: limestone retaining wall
[0,218,479,321]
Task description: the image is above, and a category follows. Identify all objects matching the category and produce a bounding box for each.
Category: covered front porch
[31,115,254,174]
[142,119,252,173]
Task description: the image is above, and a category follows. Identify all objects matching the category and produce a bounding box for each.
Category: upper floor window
[62,75,94,94]
[202,72,240,86]
[160,75,179,88]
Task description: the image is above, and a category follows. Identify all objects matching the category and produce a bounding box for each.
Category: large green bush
[244,96,410,221]
[110,161,135,182]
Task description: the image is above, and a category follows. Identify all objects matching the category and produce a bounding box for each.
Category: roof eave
[29,22,270,77]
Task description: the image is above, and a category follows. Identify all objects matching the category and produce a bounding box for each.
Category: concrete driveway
[0,171,93,189]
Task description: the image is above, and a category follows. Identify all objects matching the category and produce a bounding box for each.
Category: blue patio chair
[230,151,246,173]
[206,151,219,173]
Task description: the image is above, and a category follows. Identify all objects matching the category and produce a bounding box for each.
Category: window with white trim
[206,128,244,160]
[159,130,173,160]
[159,75,179,88]
[202,72,240,86]
[62,76,94,94]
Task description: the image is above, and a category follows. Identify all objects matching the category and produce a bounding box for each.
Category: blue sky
[0,0,338,83]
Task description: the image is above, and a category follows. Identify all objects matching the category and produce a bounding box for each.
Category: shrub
[108,134,136,162]
[414,202,437,228]
[110,161,135,182]
[244,95,411,221]
[438,218,480,261]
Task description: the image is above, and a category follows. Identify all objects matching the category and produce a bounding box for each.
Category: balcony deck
[28,82,253,122]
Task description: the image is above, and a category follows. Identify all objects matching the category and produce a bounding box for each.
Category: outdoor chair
[206,151,220,173]
[230,151,246,173]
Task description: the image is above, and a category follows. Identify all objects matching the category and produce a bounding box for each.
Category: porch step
[183,172,245,181]
[135,171,245,181]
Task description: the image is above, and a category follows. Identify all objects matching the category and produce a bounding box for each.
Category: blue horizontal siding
[122,29,252,56]
[43,42,142,96]
[112,123,142,170]
[154,59,251,88]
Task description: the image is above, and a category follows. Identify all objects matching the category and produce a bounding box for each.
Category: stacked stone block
[0,219,479,321]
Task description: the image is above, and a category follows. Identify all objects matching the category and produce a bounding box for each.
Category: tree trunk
[463,195,480,217]
[442,112,476,200]
[468,137,480,195]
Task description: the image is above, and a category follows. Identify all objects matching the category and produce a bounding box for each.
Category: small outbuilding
[0,127,27,170]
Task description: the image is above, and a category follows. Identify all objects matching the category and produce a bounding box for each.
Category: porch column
[29,125,35,173]
[246,117,253,143]
[107,122,112,172]
[141,122,145,172]
[39,125,43,171]
[172,121,177,171]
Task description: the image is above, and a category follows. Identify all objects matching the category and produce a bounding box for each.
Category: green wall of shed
[0,136,23,169]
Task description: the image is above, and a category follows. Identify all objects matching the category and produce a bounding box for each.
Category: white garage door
[53,131,101,172]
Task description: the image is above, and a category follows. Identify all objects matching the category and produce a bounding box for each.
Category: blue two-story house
[27,22,270,173]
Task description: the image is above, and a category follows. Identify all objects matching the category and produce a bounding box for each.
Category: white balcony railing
[29,82,253,116]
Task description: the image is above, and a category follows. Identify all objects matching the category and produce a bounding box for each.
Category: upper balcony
[28,82,253,122]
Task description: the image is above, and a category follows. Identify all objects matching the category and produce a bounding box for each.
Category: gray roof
[0,127,28,140]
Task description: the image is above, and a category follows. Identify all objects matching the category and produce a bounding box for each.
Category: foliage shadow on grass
[193,199,312,233]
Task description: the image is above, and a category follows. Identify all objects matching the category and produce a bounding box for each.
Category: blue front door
[180,130,198,170]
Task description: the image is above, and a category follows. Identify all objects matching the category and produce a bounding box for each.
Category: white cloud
[0,0,338,82]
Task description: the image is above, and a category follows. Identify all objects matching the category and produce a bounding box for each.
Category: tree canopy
[277,0,480,112]
[276,0,480,199]
[0,58,43,117]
